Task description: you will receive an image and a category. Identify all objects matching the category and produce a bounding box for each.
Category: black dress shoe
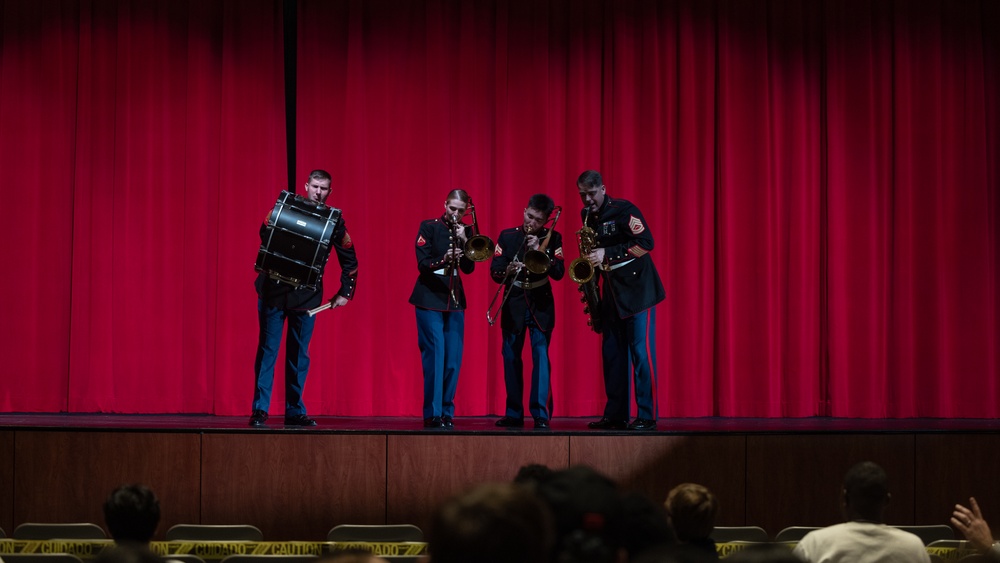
[442,416,454,428]
[495,416,525,427]
[628,418,657,431]
[423,416,444,428]
[533,417,550,429]
[249,410,268,427]
[284,414,317,427]
[587,417,629,430]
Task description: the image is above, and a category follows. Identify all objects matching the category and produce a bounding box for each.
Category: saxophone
[568,210,603,333]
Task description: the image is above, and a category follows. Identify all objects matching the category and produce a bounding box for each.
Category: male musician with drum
[409,189,478,429]
[577,170,665,431]
[490,194,564,429]
[250,169,358,427]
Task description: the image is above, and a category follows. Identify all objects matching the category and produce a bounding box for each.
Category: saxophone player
[490,194,564,429]
[577,170,665,431]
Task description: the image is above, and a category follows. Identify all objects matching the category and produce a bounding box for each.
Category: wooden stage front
[2,415,999,542]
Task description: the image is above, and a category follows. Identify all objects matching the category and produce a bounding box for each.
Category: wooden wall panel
[914,434,1000,527]
[201,434,387,541]
[746,434,916,537]
[569,435,747,525]
[386,435,570,531]
[12,431,201,539]
[1,431,13,537]
[6,429,995,544]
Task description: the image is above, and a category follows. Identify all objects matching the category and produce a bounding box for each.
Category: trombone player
[490,194,564,429]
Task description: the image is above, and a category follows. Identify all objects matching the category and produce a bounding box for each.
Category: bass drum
[254,190,341,290]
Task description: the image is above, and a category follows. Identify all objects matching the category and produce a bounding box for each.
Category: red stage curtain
[1,0,997,418]
[0,0,286,414]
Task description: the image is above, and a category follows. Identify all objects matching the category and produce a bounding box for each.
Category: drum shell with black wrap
[255,190,340,291]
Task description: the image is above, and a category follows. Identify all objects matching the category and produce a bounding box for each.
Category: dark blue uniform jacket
[584,196,665,318]
[408,215,475,311]
[489,226,565,332]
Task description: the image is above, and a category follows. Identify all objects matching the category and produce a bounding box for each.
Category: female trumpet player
[489,194,564,429]
[409,189,476,428]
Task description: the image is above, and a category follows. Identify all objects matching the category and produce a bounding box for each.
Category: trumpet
[570,209,602,333]
[523,206,561,274]
[464,199,494,262]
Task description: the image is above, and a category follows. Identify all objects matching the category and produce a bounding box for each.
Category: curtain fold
[0,0,286,413]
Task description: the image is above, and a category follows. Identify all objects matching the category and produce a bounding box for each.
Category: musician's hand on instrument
[526,234,539,251]
[587,248,605,267]
[454,228,468,244]
[329,295,349,309]
[507,260,524,275]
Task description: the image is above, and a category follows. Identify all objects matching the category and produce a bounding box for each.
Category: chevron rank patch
[629,215,645,234]
[494,243,503,256]
[554,246,564,258]
[417,235,426,246]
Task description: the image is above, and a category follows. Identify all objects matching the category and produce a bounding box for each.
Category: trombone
[444,197,494,307]
[486,206,561,326]
[523,206,561,274]
[486,236,528,326]
[464,199,494,262]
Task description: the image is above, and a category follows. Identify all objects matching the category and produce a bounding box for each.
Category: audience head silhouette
[534,465,624,563]
[514,463,555,487]
[428,482,553,563]
[617,491,676,559]
[103,484,161,545]
[665,483,718,542]
[842,461,890,523]
[793,461,929,563]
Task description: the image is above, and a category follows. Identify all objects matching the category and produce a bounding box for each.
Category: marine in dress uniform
[409,190,476,428]
[490,196,565,429]
[578,170,665,431]
[251,170,359,428]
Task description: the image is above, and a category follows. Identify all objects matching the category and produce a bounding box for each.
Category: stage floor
[2,413,999,434]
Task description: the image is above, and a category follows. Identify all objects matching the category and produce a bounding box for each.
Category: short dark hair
[665,483,717,541]
[103,484,160,544]
[308,169,332,183]
[577,170,603,188]
[843,461,889,518]
[527,194,556,218]
[514,463,554,487]
[428,482,553,563]
[844,461,889,501]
